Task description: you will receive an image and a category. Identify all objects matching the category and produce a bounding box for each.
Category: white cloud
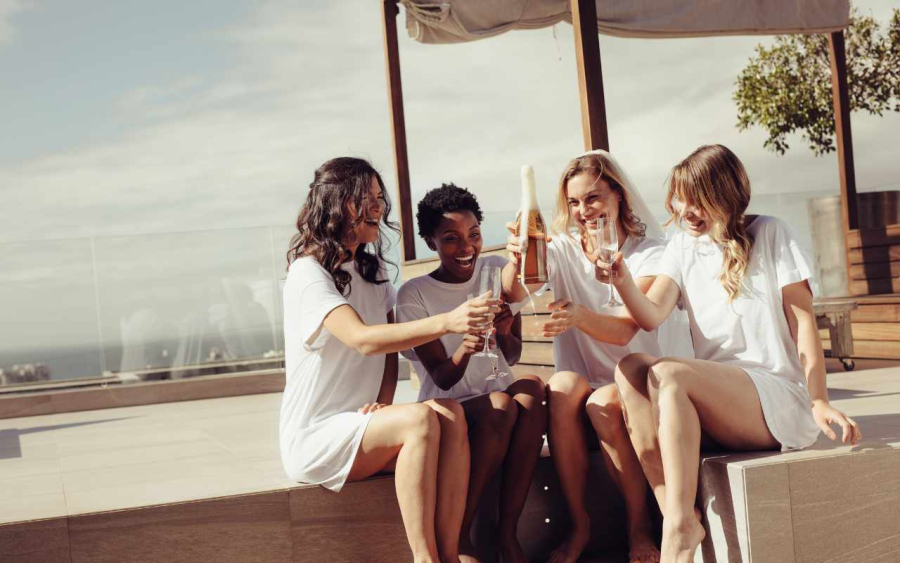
[0,0,897,249]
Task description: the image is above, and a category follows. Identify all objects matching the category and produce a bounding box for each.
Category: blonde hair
[665,145,753,302]
[552,153,646,243]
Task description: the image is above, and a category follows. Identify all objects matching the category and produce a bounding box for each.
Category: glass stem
[608,273,616,306]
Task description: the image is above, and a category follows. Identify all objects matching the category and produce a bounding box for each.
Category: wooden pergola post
[381,0,417,262]
[828,30,859,294]
[571,0,609,151]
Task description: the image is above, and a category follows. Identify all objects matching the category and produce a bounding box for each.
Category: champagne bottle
[516,165,549,284]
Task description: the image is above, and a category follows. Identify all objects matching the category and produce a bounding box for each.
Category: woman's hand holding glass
[594,250,632,289]
[445,291,499,335]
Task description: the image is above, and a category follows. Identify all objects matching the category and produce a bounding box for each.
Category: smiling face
[343,175,386,251]
[672,197,712,237]
[565,173,622,239]
[428,210,482,283]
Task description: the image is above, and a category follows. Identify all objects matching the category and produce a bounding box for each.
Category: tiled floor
[0,368,898,562]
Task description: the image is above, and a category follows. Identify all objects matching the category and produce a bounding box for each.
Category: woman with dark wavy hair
[280,157,498,563]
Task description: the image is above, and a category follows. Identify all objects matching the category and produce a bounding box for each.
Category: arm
[493,305,522,365]
[375,311,399,404]
[601,253,681,332]
[782,281,861,444]
[412,332,486,391]
[543,276,655,345]
[322,294,497,357]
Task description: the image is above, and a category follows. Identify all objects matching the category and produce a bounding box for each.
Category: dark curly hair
[416,183,484,240]
[286,157,398,296]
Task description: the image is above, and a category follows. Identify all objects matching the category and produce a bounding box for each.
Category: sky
[1,0,898,245]
[0,0,898,376]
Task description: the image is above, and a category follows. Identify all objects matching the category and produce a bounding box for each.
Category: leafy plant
[734,8,900,155]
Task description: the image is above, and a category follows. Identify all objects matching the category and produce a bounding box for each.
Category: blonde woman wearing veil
[506,151,692,563]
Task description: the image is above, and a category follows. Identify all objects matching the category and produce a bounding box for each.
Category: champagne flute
[596,216,623,308]
[477,266,510,380]
[473,266,500,360]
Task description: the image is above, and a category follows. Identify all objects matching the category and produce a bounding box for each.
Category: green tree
[734,8,900,156]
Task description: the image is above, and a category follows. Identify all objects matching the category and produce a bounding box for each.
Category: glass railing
[0,226,298,387]
[0,193,833,389]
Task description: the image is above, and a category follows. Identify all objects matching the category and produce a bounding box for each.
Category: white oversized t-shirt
[397,255,511,403]
[547,233,694,388]
[658,215,820,450]
[279,256,397,491]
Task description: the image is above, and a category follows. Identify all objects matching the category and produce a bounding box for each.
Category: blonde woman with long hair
[506,150,692,563]
[604,145,861,563]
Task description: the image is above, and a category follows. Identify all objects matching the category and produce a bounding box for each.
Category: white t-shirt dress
[396,255,511,403]
[658,215,821,450]
[547,233,694,388]
[279,256,397,491]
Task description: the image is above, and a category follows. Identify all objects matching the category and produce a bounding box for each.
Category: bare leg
[546,371,593,563]
[586,384,659,563]
[348,403,443,563]
[645,358,778,563]
[425,398,472,563]
[615,354,667,514]
[459,392,518,561]
[497,375,547,563]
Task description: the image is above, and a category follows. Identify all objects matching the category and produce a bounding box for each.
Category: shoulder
[748,215,794,246]
[749,214,787,234]
[287,256,330,283]
[628,236,665,256]
[397,275,431,302]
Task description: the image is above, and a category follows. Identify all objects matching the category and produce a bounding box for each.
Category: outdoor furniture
[814,297,858,371]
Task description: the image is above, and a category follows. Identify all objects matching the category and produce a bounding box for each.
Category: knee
[647,358,689,395]
[487,392,519,435]
[548,371,582,394]
[408,403,440,443]
[547,371,589,412]
[586,385,625,437]
[426,398,468,437]
[614,353,653,390]
[511,374,547,405]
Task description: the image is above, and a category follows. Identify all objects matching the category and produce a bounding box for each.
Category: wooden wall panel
[848,244,900,264]
[849,261,900,280]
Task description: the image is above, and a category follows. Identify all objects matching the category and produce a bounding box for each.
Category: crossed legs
[615,354,778,563]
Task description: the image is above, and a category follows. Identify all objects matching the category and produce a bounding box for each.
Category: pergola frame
[380,0,859,293]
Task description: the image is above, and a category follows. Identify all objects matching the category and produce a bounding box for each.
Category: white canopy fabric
[400,0,850,44]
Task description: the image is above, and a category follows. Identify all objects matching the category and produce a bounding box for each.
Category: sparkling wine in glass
[596,216,623,308]
[477,266,509,380]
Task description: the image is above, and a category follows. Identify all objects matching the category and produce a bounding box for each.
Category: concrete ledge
[0,370,286,420]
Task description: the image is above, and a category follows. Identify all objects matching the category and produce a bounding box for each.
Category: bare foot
[458,538,482,563]
[627,530,660,563]
[498,531,527,563]
[547,520,590,563]
[660,510,704,563]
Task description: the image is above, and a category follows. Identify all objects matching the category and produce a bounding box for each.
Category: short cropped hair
[416,183,484,240]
